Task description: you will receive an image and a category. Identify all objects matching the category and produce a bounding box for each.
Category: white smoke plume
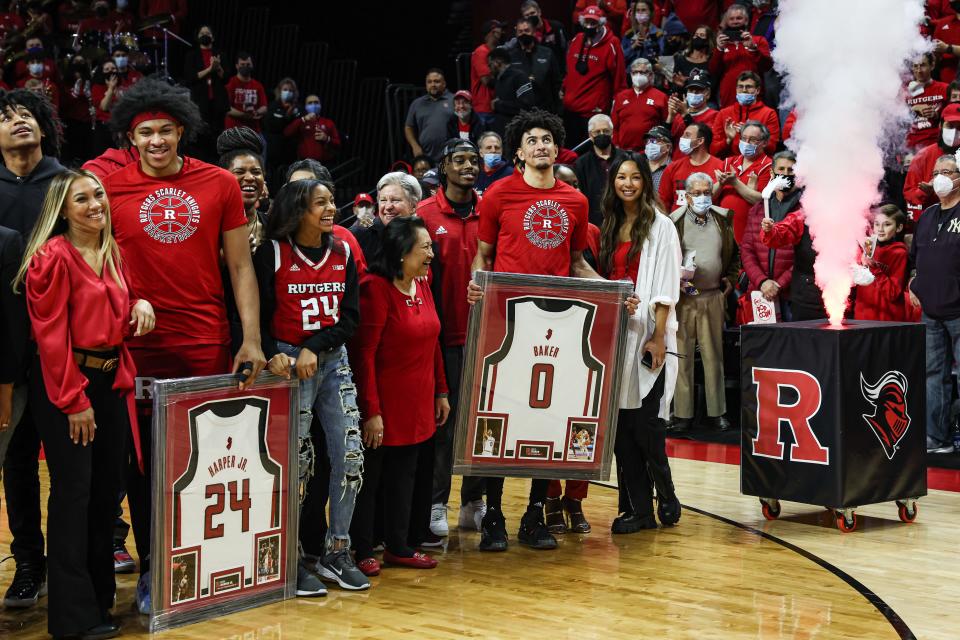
[774,0,928,325]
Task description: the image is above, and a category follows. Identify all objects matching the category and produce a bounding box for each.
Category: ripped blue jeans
[276,342,363,551]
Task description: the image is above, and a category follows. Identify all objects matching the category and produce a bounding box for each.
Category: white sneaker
[430,503,449,537]
[458,499,487,531]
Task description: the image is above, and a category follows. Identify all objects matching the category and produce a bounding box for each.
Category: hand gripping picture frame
[452,271,633,480]
[149,373,299,632]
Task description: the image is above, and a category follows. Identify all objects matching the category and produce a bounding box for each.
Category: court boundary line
[589,482,916,640]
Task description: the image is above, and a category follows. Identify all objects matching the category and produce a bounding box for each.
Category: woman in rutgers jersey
[15,169,154,639]
[597,152,683,533]
[255,179,369,594]
[350,216,451,574]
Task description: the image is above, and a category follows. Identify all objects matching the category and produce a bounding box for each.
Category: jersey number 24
[204,479,251,540]
[301,296,340,329]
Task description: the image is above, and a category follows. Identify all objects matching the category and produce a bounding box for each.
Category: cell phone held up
[722,28,744,43]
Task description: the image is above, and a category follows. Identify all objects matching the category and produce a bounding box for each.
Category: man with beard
[405,69,455,162]
[446,90,485,144]
[103,78,266,613]
[905,103,960,221]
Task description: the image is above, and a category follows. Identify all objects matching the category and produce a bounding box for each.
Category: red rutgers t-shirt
[105,156,248,349]
[477,172,589,277]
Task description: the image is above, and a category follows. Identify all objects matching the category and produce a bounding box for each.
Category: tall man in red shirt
[471,20,503,128]
[710,71,780,158]
[468,109,639,552]
[906,53,949,152]
[714,120,772,243]
[659,122,725,211]
[611,57,668,151]
[224,52,267,133]
[104,78,266,613]
[713,4,772,107]
[561,5,626,147]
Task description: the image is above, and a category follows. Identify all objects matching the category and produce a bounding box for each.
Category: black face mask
[663,37,685,55]
[691,37,708,50]
[527,14,540,28]
[593,133,612,150]
[583,26,598,39]
[518,34,536,48]
[199,35,212,46]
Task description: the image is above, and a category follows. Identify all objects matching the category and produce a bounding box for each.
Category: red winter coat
[854,242,909,321]
[741,200,795,295]
[562,28,627,117]
[710,99,780,158]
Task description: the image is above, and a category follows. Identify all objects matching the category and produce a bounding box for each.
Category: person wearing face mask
[904,103,960,220]
[60,56,96,166]
[738,151,799,325]
[669,172,739,432]
[621,1,664,67]
[713,3,772,108]
[658,122,724,210]
[576,114,627,226]
[671,25,716,90]
[573,1,627,38]
[13,37,59,85]
[611,57,668,153]
[264,78,302,171]
[182,25,228,151]
[15,54,59,109]
[284,94,340,164]
[471,20,504,128]
[474,131,513,194]
[508,16,562,113]
[487,48,536,137]
[932,2,960,82]
[561,5,626,147]
[713,121,772,243]
[445,90,485,144]
[643,125,673,193]
[710,71,780,159]
[91,57,141,155]
[225,52,268,133]
[519,0,568,72]
[352,193,376,228]
[668,71,719,158]
[77,0,126,37]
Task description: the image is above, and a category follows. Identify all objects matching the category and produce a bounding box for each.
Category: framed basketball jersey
[149,373,298,632]
[453,272,632,480]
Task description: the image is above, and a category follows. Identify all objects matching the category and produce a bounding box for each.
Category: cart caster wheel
[897,501,918,523]
[761,499,781,520]
[836,513,857,533]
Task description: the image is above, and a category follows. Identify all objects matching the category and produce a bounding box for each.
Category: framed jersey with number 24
[149,373,298,632]
[453,271,632,480]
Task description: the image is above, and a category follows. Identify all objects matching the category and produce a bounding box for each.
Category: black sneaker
[611,513,658,534]
[317,549,370,591]
[3,560,47,608]
[478,507,508,552]
[657,496,682,526]
[517,507,558,550]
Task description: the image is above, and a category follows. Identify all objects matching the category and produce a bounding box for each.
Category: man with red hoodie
[713,3,772,108]
[710,71,780,158]
[561,5,626,146]
[903,103,960,221]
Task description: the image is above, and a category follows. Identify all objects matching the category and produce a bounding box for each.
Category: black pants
[299,418,331,557]
[484,477,550,513]
[3,394,44,565]
[351,436,434,559]
[31,358,127,637]
[127,404,153,576]
[615,371,671,518]
[433,345,486,506]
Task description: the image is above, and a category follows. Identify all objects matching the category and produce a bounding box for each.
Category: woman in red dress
[349,216,450,574]
[14,169,154,639]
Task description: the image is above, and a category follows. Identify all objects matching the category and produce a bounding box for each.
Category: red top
[903,141,943,221]
[82,147,140,180]
[91,70,143,123]
[718,153,772,243]
[478,172,589,277]
[714,36,773,108]
[662,0,725,31]
[562,29,627,117]
[470,43,494,113]
[607,241,641,283]
[12,58,59,84]
[905,80,949,150]
[586,222,601,262]
[934,15,960,81]
[282,115,341,163]
[658,154,725,210]
[854,242,909,322]
[573,0,627,37]
[740,200,795,293]
[418,188,480,347]
[670,109,719,158]
[760,209,805,249]
[225,76,268,132]
[105,156,248,349]
[334,224,366,275]
[611,86,669,151]
[15,77,59,109]
[782,108,797,144]
[710,100,781,158]
[351,274,448,447]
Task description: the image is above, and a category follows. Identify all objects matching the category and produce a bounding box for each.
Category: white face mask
[678,137,695,155]
[632,73,649,89]
[944,127,959,147]
[933,173,957,197]
[690,194,712,214]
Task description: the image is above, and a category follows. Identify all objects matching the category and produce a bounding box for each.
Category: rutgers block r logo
[523,199,570,250]
[138,187,201,244]
[751,367,830,465]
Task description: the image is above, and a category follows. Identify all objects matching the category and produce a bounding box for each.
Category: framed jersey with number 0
[453,271,632,480]
[149,373,298,632]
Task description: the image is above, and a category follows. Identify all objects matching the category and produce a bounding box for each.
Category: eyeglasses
[932,169,960,177]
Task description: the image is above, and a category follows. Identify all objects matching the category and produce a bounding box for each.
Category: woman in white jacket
[597,151,683,533]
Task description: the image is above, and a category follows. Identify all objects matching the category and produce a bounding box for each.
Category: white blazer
[618,211,682,418]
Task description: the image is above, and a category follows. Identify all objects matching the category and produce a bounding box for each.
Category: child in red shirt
[854,205,910,321]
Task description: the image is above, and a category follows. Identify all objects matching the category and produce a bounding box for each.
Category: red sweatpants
[547,480,589,500]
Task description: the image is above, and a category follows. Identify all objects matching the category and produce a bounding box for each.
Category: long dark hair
[265,179,338,252]
[368,216,427,281]
[598,152,662,276]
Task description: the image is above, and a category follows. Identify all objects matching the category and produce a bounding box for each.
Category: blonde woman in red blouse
[14,169,153,640]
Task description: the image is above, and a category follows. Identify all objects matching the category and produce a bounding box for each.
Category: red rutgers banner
[741,320,927,508]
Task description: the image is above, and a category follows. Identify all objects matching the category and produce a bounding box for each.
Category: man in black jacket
[508,17,562,113]
[0,89,64,609]
[445,90,486,144]
[574,113,625,226]
[487,47,535,136]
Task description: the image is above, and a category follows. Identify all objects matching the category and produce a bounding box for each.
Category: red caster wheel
[761,499,781,520]
[897,501,918,523]
[836,513,857,533]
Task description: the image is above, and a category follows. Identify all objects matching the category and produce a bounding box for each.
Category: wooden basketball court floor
[1,441,957,639]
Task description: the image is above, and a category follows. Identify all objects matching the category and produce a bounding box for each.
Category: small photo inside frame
[256,532,282,584]
[566,421,597,462]
[170,550,198,605]
[473,416,504,457]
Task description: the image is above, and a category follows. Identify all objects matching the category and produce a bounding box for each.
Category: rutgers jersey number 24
[204,479,251,539]
[301,296,339,329]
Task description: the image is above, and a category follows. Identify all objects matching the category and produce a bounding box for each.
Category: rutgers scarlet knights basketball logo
[138,187,201,244]
[523,199,570,249]
[751,367,830,465]
[860,371,911,460]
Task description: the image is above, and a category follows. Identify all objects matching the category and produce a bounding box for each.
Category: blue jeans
[923,313,960,446]
[276,342,363,551]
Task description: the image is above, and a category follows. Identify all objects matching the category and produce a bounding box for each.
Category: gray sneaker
[318,549,371,591]
[296,562,327,597]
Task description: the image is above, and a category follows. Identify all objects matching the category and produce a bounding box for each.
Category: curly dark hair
[0,89,63,159]
[503,108,565,167]
[264,178,342,255]
[216,126,264,170]
[108,76,205,143]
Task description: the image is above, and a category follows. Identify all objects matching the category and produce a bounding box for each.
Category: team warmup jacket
[562,27,626,117]
[710,99,780,158]
[611,86,669,151]
[713,37,772,107]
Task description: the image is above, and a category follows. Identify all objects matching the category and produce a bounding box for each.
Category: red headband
[129,111,180,132]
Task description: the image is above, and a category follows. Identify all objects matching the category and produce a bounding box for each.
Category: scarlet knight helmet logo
[860,371,910,459]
